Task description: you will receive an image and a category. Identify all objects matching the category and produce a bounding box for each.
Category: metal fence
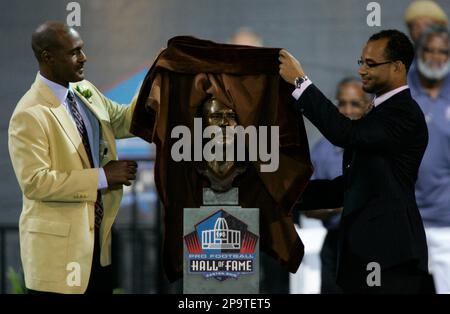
[0,159,289,294]
[0,202,183,294]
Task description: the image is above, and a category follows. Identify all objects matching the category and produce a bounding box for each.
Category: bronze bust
[196,97,247,192]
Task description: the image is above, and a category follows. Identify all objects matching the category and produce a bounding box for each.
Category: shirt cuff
[98,168,108,190]
[292,80,313,100]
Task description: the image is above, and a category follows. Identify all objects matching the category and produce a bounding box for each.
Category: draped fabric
[131,36,313,281]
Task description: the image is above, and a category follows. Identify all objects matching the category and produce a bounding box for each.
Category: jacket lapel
[71,84,104,123]
[50,106,92,167]
[33,75,92,167]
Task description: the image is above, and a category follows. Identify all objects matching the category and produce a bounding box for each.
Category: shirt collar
[373,85,409,107]
[38,72,73,104]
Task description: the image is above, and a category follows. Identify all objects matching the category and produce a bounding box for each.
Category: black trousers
[28,228,113,294]
[320,229,343,294]
[338,249,427,294]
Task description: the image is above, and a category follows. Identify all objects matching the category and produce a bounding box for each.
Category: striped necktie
[67,91,104,228]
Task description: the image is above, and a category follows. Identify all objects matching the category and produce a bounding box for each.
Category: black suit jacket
[296,84,428,288]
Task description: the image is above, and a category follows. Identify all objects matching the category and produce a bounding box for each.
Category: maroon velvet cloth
[131,36,313,281]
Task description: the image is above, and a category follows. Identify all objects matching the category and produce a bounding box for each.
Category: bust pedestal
[183,188,260,293]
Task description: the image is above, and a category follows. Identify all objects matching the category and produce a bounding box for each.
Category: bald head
[31,21,87,86]
[229,28,263,47]
[32,21,74,62]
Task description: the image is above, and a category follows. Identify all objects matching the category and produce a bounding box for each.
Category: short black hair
[368,29,415,72]
[31,21,71,62]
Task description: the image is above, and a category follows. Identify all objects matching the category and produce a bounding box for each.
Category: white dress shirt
[292,80,313,100]
[292,79,409,108]
[39,73,108,190]
[372,85,409,107]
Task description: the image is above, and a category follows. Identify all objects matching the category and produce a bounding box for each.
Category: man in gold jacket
[8,21,138,294]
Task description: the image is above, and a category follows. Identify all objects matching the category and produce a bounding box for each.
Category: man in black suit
[279,30,429,293]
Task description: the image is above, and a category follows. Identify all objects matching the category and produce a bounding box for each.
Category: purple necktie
[67,91,104,228]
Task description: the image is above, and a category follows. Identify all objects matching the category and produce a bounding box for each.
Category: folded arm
[296,84,417,152]
[279,49,417,152]
[88,82,139,139]
[8,110,98,202]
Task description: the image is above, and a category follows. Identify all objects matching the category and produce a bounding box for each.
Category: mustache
[424,60,447,68]
[418,58,450,80]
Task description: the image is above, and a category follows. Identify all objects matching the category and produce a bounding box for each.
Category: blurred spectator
[404,0,448,45]
[229,27,263,47]
[305,77,371,294]
[408,25,450,294]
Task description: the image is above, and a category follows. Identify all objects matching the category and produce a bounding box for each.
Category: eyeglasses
[358,58,393,69]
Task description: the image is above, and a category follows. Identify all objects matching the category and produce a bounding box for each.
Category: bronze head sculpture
[198,97,247,192]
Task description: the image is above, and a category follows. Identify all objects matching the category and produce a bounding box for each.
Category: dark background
[1,0,448,293]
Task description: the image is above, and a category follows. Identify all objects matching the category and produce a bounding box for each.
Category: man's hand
[279,49,305,85]
[103,160,138,188]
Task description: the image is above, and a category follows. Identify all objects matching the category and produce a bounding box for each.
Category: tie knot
[67,90,75,102]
